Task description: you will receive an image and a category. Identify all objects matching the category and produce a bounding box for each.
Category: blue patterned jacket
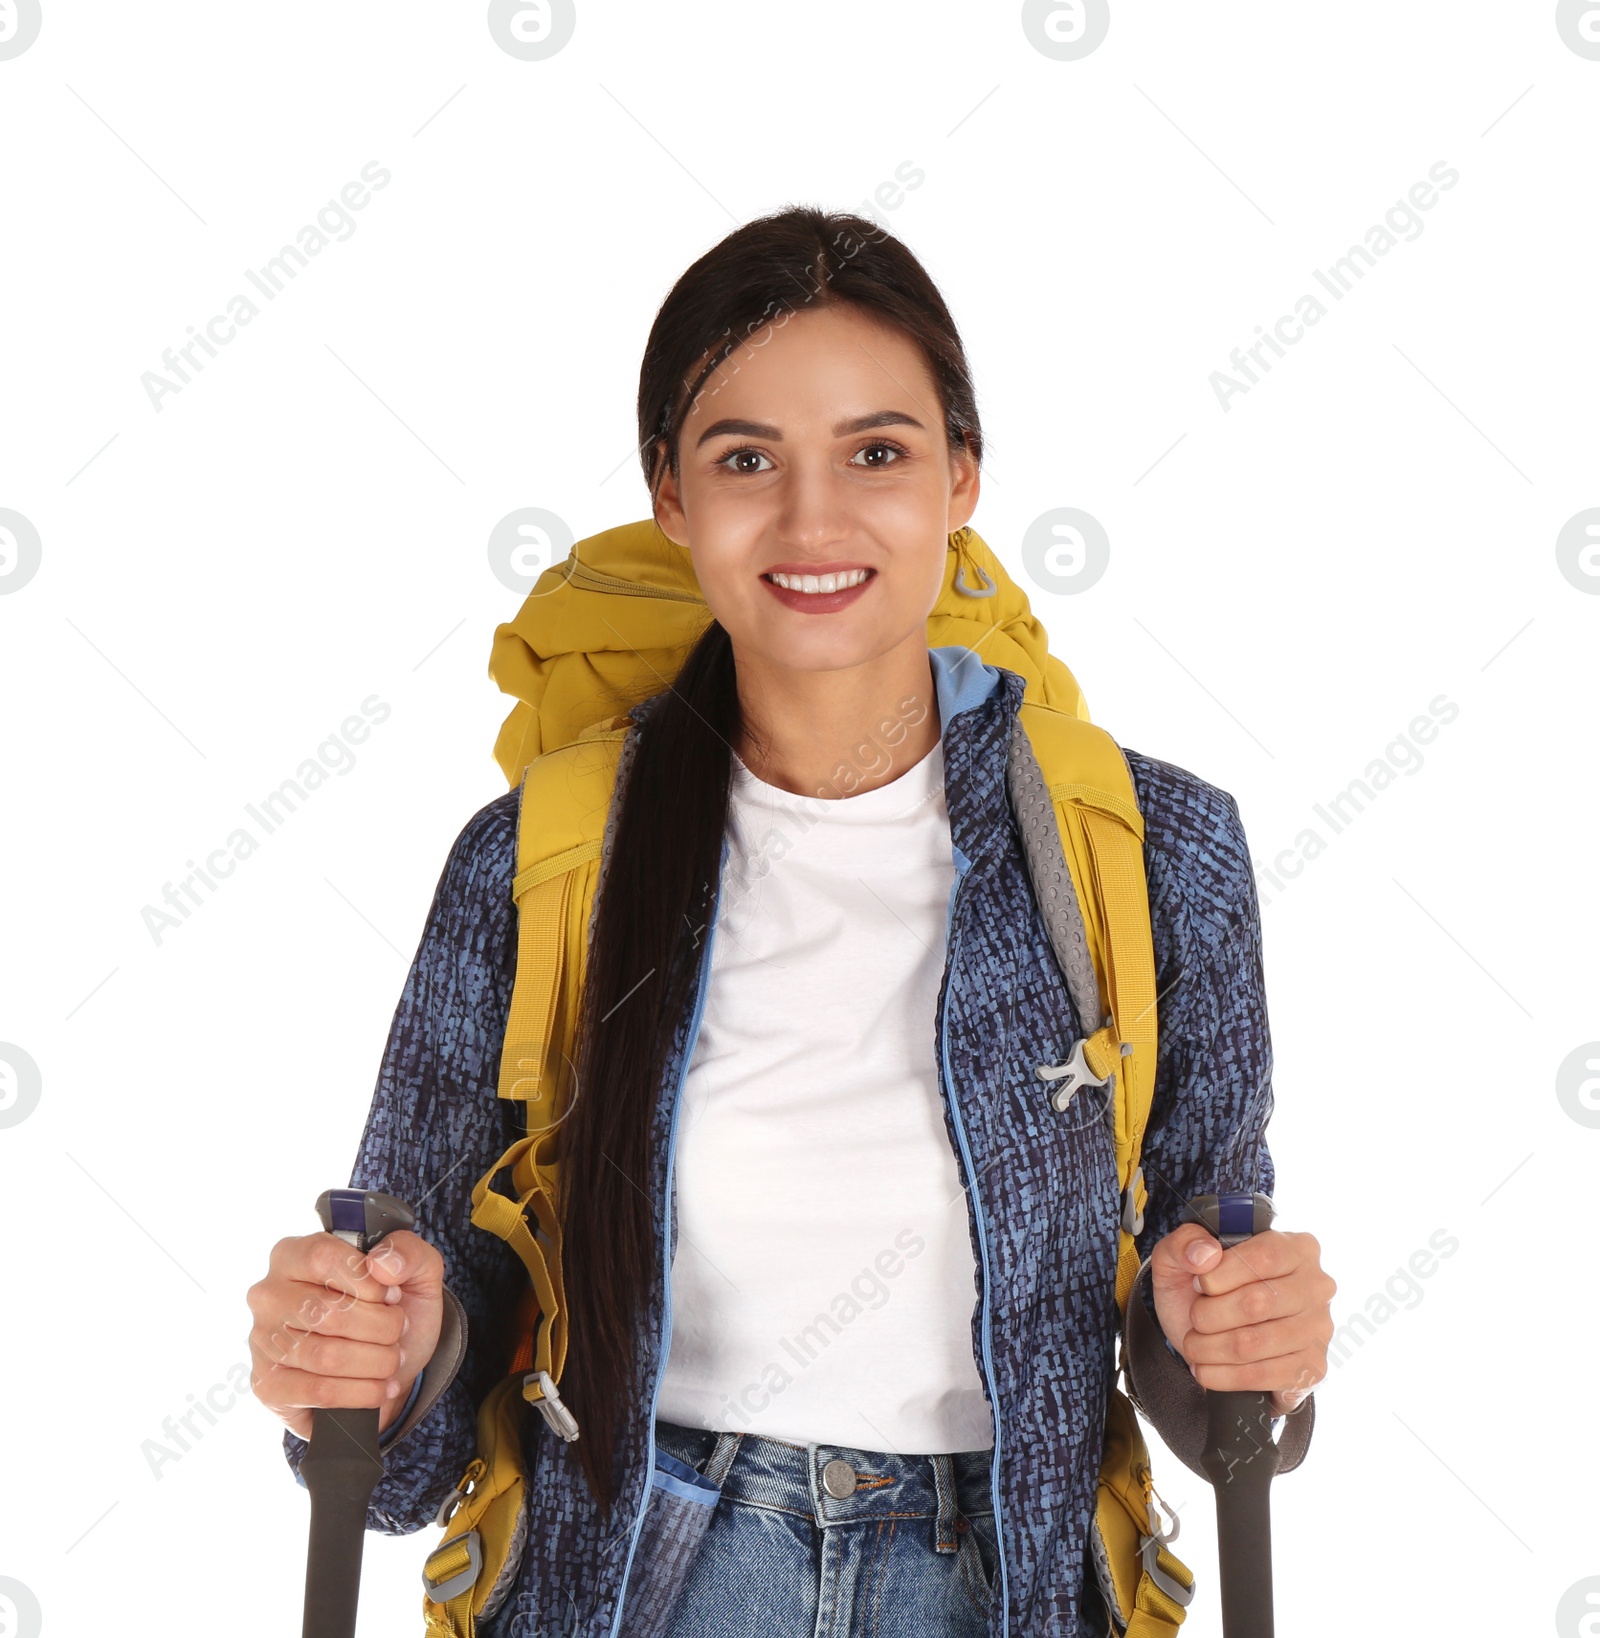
[283,646,1280,1636]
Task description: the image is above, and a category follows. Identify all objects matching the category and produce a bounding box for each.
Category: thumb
[1150,1222,1222,1288]
[363,1229,438,1304]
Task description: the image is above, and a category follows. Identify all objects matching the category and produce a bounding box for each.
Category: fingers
[247,1271,408,1365]
[1189,1265,1305,1333]
[1182,1309,1329,1369]
[264,1232,393,1306]
[249,1354,404,1414]
[256,1325,406,1386]
[1185,1347,1328,1395]
[1192,1230,1323,1296]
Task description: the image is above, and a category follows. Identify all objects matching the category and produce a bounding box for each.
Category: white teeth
[767,568,871,594]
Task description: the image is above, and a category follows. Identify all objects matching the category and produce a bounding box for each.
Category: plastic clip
[1120,1165,1145,1237]
[1138,1496,1194,1608]
[433,1458,485,1528]
[1036,1037,1114,1112]
[525,1369,580,1442]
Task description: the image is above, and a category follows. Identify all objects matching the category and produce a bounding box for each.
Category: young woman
[247,208,1335,1637]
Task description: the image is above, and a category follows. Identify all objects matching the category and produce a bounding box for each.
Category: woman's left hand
[1148,1223,1336,1415]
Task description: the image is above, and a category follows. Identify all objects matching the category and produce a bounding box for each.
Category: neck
[731,637,940,800]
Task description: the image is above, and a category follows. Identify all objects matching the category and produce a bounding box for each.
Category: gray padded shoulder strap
[1004,714,1103,1037]
[1007,710,1317,1478]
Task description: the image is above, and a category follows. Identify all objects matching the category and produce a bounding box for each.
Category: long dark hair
[557,204,985,1514]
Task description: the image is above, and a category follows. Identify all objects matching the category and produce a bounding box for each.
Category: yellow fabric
[422,518,1194,1634]
[421,1376,529,1634]
[488,519,1089,787]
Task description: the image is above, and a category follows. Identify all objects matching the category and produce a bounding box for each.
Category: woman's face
[652,302,979,680]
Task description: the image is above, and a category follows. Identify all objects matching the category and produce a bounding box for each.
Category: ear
[946,441,981,535]
[651,444,689,547]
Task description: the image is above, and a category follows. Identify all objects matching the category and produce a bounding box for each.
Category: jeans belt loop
[703,1430,744,1488]
[931,1453,960,1554]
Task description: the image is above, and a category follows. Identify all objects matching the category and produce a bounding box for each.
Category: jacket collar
[929,643,1024,872]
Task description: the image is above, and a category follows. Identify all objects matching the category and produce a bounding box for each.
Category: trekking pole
[300,1188,416,1638]
[1193,1192,1281,1638]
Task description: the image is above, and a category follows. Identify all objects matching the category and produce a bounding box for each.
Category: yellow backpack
[419,519,1196,1636]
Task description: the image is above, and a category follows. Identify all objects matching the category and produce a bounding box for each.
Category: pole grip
[300,1189,416,1638]
[1191,1191,1279,1638]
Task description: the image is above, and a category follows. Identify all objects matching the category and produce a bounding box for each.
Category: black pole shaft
[301,1406,385,1638]
[1201,1388,1279,1638]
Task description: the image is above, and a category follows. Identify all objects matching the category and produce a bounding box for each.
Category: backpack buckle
[524,1369,580,1442]
[1138,1496,1194,1608]
[1121,1166,1145,1237]
[422,1528,483,1603]
[1036,1036,1114,1112]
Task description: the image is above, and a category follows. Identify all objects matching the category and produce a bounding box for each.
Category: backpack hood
[488,517,1089,786]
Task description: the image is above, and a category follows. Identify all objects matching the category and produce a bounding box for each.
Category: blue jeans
[639,1416,1004,1637]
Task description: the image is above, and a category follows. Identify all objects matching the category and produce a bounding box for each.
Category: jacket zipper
[939,857,1010,1633]
[606,832,728,1636]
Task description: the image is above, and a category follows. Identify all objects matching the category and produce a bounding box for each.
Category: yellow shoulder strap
[1019,702,1193,1636]
[1016,701,1158,1316]
[468,717,631,1431]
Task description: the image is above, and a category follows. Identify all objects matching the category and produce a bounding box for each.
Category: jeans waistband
[652,1417,994,1552]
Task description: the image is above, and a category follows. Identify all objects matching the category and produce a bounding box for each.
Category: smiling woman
[252,204,1334,1638]
[646,287,980,799]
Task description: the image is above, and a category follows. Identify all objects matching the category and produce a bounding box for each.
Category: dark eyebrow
[695,409,925,449]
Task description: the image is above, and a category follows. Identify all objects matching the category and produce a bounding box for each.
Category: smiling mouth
[761,568,876,595]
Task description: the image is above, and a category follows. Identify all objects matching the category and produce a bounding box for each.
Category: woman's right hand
[246,1228,445,1442]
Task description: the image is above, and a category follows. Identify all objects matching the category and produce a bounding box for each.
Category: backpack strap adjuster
[1137,1496,1195,1608]
[1121,1166,1145,1238]
[422,1528,483,1603]
[524,1369,580,1442]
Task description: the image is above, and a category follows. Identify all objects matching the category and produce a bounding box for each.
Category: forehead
[678,304,936,431]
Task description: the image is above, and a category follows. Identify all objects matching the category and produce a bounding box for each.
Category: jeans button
[821,1459,857,1498]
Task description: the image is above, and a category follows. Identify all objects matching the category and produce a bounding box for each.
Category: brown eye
[852,440,910,468]
[717,446,772,475]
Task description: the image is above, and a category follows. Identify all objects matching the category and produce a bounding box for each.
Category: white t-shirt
[654,737,995,1454]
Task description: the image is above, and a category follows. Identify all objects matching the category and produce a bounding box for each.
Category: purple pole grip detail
[1216,1193,1258,1240]
[326,1190,370,1235]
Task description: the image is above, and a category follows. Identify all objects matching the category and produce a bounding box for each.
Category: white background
[1,2,1597,1634]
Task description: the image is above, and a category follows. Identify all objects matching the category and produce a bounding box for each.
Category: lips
[760,565,877,615]
[763,567,873,594]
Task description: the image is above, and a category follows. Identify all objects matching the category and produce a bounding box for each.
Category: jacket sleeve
[1125,757,1277,1257]
[281,789,528,1534]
